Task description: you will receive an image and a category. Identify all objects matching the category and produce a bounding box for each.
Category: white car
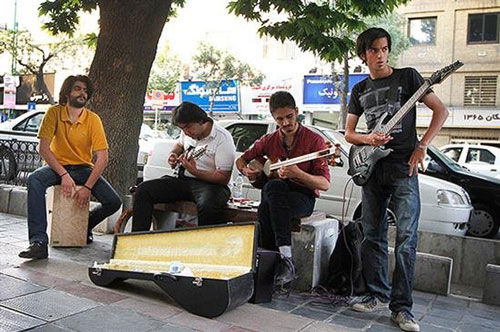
[0,110,152,180]
[440,144,500,179]
[144,120,472,237]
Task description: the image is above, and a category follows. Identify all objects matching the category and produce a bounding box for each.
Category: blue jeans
[361,162,420,314]
[258,179,315,251]
[27,165,122,244]
[132,175,231,231]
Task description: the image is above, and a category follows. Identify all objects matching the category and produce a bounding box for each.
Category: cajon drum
[47,185,89,247]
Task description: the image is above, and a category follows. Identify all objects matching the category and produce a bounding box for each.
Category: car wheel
[0,147,18,181]
[467,204,500,238]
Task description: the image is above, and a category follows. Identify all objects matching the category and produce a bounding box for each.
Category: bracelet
[83,184,92,191]
[60,172,68,177]
[417,143,428,151]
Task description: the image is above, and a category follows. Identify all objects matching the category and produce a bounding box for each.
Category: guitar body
[348,113,393,186]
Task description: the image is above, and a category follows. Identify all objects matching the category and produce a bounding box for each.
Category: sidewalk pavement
[1,213,500,332]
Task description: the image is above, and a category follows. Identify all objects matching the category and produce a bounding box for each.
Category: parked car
[144,120,472,237]
[440,143,500,179]
[423,146,500,238]
[0,110,151,180]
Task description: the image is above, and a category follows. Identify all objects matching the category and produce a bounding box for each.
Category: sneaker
[391,311,420,332]
[351,295,389,312]
[275,255,296,286]
[18,242,48,259]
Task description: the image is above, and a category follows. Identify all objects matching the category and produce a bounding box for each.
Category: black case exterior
[88,223,257,318]
[250,249,279,304]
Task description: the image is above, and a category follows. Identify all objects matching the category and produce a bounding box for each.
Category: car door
[224,122,272,200]
[464,146,499,178]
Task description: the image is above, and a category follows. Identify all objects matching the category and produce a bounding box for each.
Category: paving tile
[459,322,499,332]
[417,323,455,331]
[337,307,381,321]
[55,281,128,304]
[0,273,45,300]
[0,306,46,331]
[290,306,333,321]
[222,327,258,332]
[216,303,312,332]
[326,314,370,329]
[257,299,297,312]
[427,307,466,320]
[366,323,401,331]
[0,289,99,321]
[466,307,500,322]
[304,300,345,314]
[421,314,462,330]
[468,301,500,313]
[169,311,232,332]
[300,320,356,331]
[0,266,74,288]
[461,312,500,329]
[29,323,76,331]
[154,323,199,332]
[273,292,312,305]
[112,297,181,320]
[56,305,165,332]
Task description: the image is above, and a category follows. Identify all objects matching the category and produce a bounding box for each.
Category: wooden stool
[46,185,89,247]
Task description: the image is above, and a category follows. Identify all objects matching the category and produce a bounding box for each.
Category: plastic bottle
[233,173,244,199]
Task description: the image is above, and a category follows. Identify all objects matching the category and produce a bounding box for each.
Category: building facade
[397,0,500,147]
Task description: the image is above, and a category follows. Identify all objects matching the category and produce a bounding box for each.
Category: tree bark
[88,0,173,196]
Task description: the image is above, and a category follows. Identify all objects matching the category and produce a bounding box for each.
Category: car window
[441,147,462,162]
[13,113,45,133]
[226,123,268,152]
[466,148,495,165]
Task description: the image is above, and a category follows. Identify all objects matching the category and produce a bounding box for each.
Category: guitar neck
[381,80,431,135]
[269,147,335,171]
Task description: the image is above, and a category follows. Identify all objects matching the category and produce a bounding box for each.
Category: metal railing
[0,139,43,186]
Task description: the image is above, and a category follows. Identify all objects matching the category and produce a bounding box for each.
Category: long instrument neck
[269,147,334,171]
[381,80,431,135]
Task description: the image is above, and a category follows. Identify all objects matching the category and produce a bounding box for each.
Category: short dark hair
[356,28,392,64]
[171,101,210,125]
[269,91,296,113]
[58,75,93,105]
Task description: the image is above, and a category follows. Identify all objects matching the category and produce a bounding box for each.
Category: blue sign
[27,102,36,111]
[303,74,368,104]
[180,80,239,112]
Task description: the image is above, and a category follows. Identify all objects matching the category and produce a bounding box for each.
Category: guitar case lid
[89,222,258,318]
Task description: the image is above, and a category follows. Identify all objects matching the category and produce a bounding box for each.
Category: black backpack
[324,221,366,296]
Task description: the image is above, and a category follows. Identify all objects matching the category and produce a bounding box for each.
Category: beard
[68,95,87,108]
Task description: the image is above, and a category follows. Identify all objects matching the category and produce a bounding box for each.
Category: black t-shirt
[348,67,430,166]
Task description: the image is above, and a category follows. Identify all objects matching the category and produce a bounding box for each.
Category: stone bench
[389,247,452,296]
[483,264,500,306]
[153,201,339,292]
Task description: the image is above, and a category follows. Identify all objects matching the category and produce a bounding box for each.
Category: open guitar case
[89,222,279,318]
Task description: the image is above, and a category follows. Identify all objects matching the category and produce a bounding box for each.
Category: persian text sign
[180,80,239,112]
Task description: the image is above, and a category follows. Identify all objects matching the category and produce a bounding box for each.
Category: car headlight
[437,189,465,206]
[461,188,471,205]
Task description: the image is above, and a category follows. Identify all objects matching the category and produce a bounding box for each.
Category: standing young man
[236,91,330,286]
[132,101,236,231]
[345,28,449,331]
[19,75,122,260]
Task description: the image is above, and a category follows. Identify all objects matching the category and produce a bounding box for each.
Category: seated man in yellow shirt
[18,75,122,260]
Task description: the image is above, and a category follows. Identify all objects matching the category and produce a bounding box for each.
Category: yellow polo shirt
[38,105,109,166]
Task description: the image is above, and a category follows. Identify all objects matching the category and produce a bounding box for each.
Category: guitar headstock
[428,60,464,85]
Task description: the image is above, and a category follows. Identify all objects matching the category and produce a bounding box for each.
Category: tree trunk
[88,0,173,196]
[338,56,350,130]
[35,67,54,104]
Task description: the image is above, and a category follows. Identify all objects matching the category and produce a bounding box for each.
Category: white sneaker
[391,311,420,332]
[351,295,389,312]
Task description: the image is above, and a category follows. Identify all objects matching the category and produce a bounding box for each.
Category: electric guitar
[174,145,208,178]
[347,60,464,186]
[248,144,341,189]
